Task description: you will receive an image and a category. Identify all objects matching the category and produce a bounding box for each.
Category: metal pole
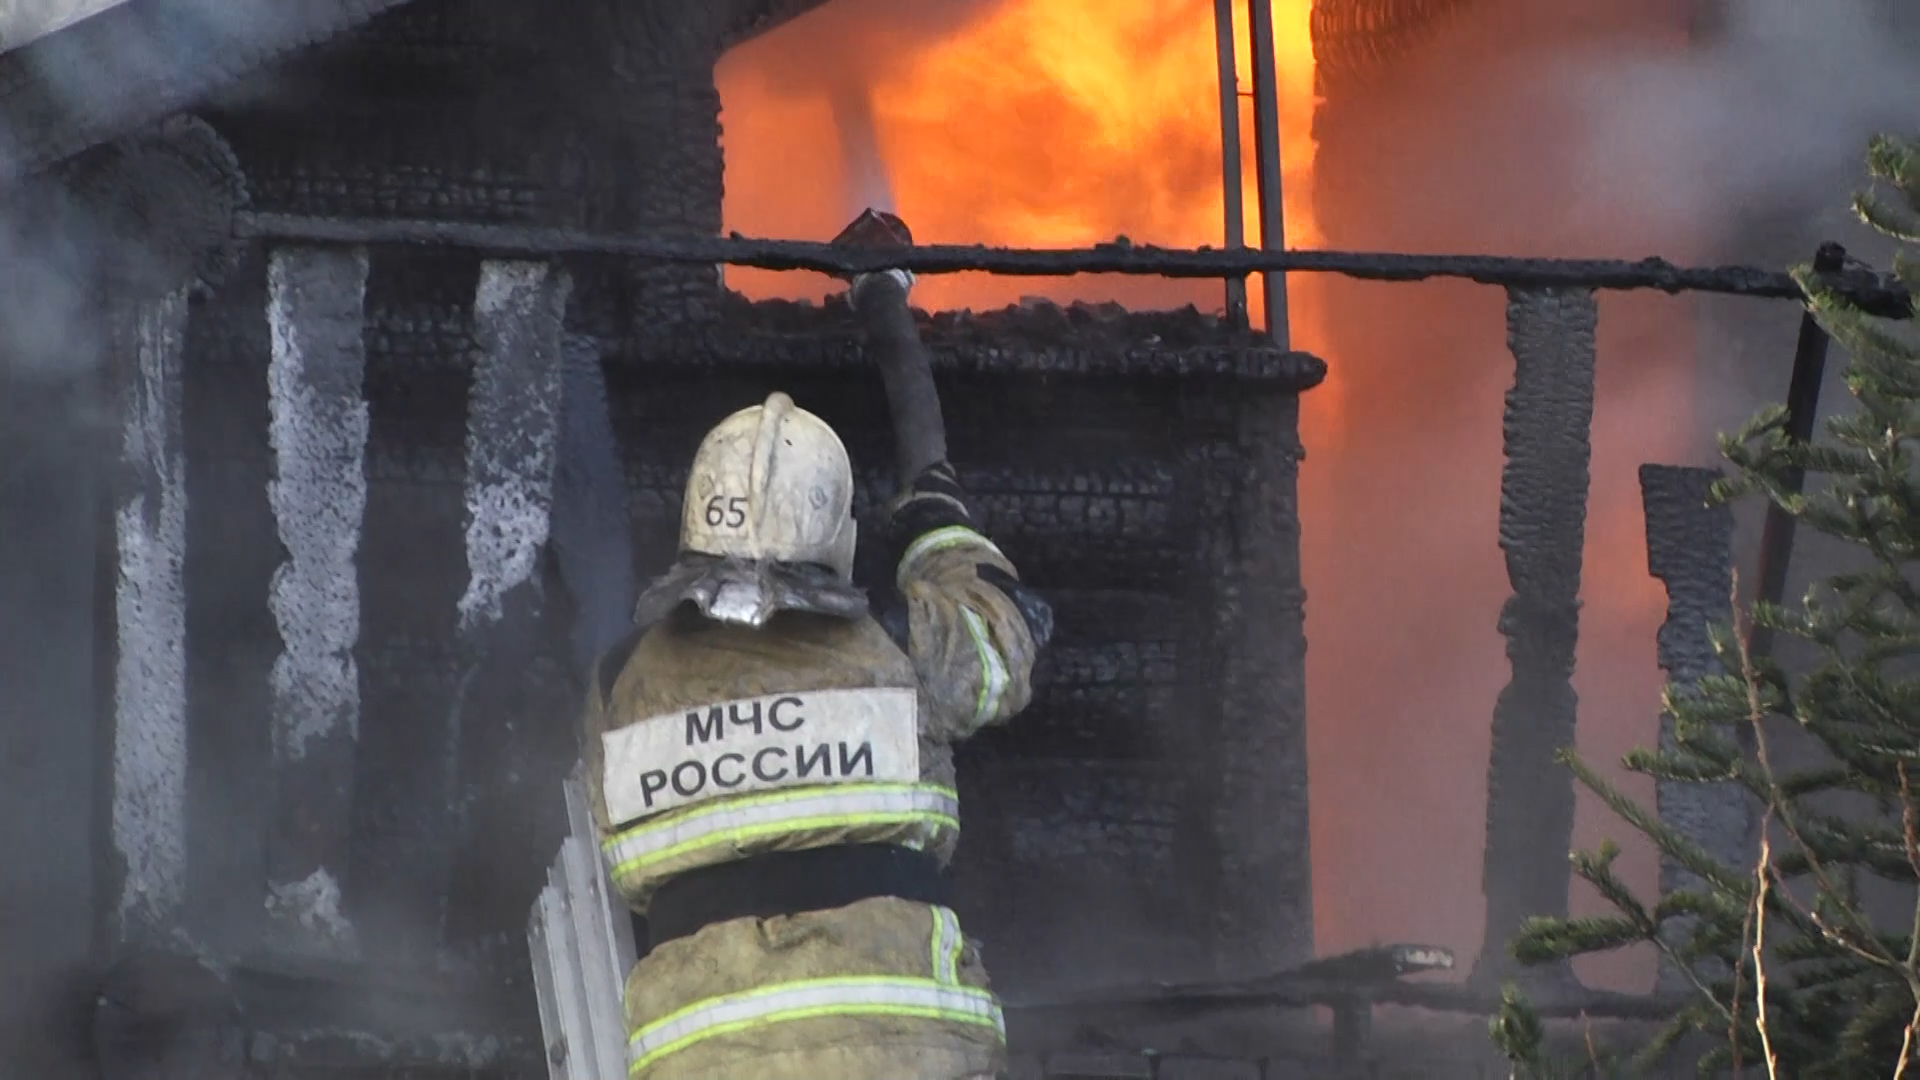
[1246,0,1289,348]
[1213,0,1248,329]
[1748,242,1844,661]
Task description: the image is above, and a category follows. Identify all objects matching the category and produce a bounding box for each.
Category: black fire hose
[851,271,948,490]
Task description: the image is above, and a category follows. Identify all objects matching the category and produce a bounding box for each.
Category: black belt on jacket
[641,843,951,955]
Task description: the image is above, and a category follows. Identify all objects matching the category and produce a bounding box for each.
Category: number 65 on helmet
[678,392,858,581]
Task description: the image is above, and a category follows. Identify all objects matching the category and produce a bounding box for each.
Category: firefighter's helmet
[680,393,857,580]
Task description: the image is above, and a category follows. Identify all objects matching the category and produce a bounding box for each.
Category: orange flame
[717,0,1320,325]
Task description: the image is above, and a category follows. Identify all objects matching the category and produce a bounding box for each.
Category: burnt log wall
[599,329,1318,992]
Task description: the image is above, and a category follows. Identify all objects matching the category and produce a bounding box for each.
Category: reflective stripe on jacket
[600,783,960,906]
[898,526,1037,741]
[624,897,1005,1080]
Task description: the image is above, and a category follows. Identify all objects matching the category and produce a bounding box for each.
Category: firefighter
[582,262,1053,1080]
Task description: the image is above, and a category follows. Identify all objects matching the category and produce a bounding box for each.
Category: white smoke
[1544,0,1920,252]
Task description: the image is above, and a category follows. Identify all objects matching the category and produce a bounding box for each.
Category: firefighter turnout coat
[583,523,1042,1080]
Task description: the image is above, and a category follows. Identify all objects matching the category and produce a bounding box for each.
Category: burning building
[0,0,1332,1076]
[0,0,1882,1076]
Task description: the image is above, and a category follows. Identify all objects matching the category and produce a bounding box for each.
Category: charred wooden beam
[1473,286,1598,986]
[1005,970,1685,1026]
[262,245,371,955]
[178,245,280,957]
[92,117,245,961]
[108,290,192,943]
[620,296,1325,387]
[1640,464,1752,995]
[441,260,570,950]
[235,211,1914,313]
[1208,392,1312,976]
[456,262,569,650]
[551,332,636,677]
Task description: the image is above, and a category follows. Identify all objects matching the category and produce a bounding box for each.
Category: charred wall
[35,0,1325,1070]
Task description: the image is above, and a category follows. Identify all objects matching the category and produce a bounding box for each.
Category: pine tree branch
[1732,579,1905,970]
[1485,132,1920,1079]
[1754,830,1781,1080]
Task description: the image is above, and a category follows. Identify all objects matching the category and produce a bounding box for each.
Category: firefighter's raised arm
[844,219,1054,740]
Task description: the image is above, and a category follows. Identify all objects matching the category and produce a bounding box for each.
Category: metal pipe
[1245,0,1289,348]
[1212,0,1248,329]
[1749,242,1844,660]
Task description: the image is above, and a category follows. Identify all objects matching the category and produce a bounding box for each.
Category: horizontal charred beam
[1004,975,1687,1023]
[621,296,1324,386]
[226,958,540,1072]
[315,290,1323,386]
[235,212,1913,313]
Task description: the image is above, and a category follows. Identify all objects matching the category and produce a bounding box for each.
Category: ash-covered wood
[262,245,371,957]
[1640,464,1752,996]
[108,290,192,944]
[441,261,574,954]
[1475,286,1598,985]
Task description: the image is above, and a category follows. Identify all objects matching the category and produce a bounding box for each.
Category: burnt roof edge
[0,0,414,181]
[613,293,1328,390]
[721,0,834,52]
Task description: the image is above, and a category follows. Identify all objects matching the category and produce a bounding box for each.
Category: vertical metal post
[1749,242,1843,661]
[1246,0,1289,348]
[1212,0,1248,329]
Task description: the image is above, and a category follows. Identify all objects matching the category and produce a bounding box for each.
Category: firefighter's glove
[850,268,915,311]
[887,461,973,542]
